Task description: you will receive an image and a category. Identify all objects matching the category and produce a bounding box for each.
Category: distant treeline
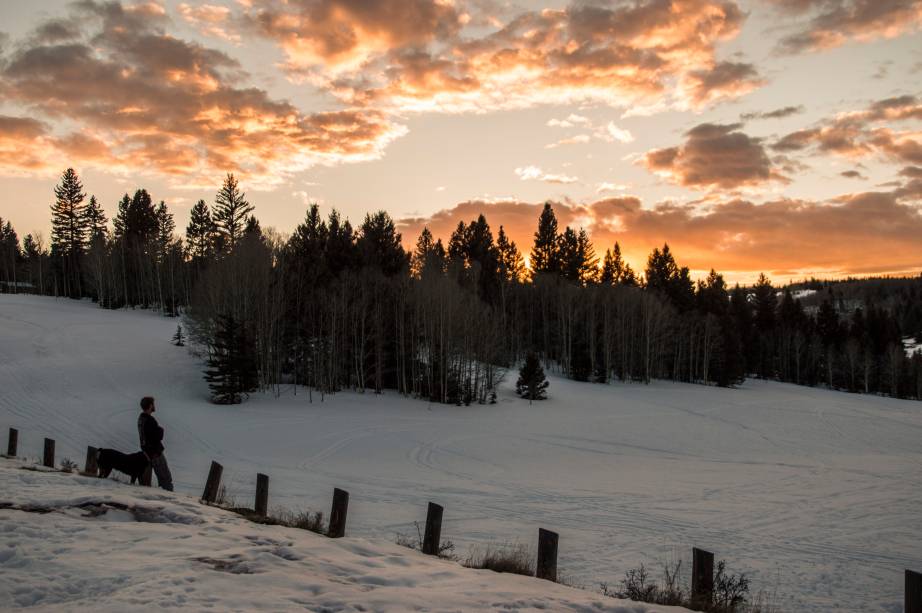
[1,168,920,402]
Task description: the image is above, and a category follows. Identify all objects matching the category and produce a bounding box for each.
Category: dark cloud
[643,123,784,189]
[683,61,764,107]
[772,0,922,53]
[740,105,805,120]
[772,95,922,165]
[840,170,865,179]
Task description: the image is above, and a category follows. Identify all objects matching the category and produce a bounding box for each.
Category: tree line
[1,168,919,403]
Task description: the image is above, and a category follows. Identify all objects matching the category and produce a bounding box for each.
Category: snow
[1,294,921,612]
[0,460,681,612]
[904,337,921,358]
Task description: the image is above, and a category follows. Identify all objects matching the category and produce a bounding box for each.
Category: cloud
[547,114,591,128]
[0,1,406,185]
[596,181,630,193]
[178,3,240,42]
[840,170,866,179]
[396,184,922,279]
[545,134,592,149]
[771,0,922,53]
[643,123,784,189]
[245,0,464,73]
[773,95,922,165]
[740,105,805,121]
[515,165,579,184]
[247,0,755,113]
[681,61,765,107]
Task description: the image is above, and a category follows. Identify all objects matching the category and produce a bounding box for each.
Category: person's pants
[142,454,174,491]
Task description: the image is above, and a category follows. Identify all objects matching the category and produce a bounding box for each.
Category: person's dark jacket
[138,412,165,457]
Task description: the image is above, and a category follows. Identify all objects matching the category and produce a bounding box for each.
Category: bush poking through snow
[395,521,458,560]
[602,558,760,613]
[60,458,78,473]
[464,542,534,577]
[271,509,325,535]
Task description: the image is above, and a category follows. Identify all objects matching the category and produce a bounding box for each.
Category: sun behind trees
[0,168,920,404]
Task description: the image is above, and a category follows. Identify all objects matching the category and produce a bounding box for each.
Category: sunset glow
[0,0,920,281]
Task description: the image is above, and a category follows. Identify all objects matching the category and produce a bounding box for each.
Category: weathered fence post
[692,547,715,605]
[422,502,444,556]
[43,438,55,468]
[255,473,269,517]
[907,569,922,613]
[536,528,559,582]
[6,428,17,457]
[201,461,224,503]
[84,446,98,475]
[328,488,349,538]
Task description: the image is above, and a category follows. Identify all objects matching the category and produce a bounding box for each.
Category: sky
[0,0,920,283]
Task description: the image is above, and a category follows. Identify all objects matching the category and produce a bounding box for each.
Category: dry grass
[464,542,534,577]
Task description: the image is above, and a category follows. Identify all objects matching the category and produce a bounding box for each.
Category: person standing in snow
[138,396,174,491]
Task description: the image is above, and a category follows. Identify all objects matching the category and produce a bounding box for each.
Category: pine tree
[185,199,217,262]
[51,168,88,256]
[516,352,549,402]
[50,168,88,297]
[155,201,175,259]
[204,314,258,404]
[83,196,108,244]
[600,242,637,286]
[213,173,253,250]
[412,227,436,278]
[172,324,185,346]
[496,226,524,282]
[530,202,560,276]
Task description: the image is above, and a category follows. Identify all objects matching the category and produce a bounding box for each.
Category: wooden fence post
[692,547,714,605]
[907,569,922,613]
[255,473,269,517]
[422,502,444,556]
[6,428,17,457]
[84,446,98,475]
[328,488,349,538]
[536,528,559,582]
[201,461,224,503]
[43,438,55,468]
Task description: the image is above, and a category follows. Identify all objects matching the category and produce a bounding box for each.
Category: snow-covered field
[0,460,684,612]
[1,295,920,612]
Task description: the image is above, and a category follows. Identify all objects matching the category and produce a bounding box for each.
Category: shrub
[395,521,457,560]
[60,458,78,473]
[603,557,758,613]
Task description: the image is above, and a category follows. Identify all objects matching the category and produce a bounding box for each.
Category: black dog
[96,448,150,484]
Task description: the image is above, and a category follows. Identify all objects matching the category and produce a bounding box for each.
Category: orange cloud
[772,0,922,53]
[249,0,759,113]
[773,95,922,165]
[643,123,785,189]
[0,1,406,186]
[397,183,922,281]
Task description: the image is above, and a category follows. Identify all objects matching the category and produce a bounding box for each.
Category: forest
[1,168,920,403]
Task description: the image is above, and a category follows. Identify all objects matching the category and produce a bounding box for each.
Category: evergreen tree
[530,202,560,276]
[324,209,357,276]
[50,168,88,297]
[172,324,185,346]
[185,199,217,261]
[155,201,175,258]
[83,196,108,243]
[516,352,549,402]
[50,168,88,256]
[496,226,524,282]
[357,211,407,276]
[601,242,638,286]
[412,227,444,278]
[213,173,253,250]
[204,314,258,404]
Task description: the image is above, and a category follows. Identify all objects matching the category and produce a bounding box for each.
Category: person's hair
[140,396,155,411]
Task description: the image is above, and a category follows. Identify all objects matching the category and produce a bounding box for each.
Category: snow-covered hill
[1,295,920,611]
[0,459,686,612]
